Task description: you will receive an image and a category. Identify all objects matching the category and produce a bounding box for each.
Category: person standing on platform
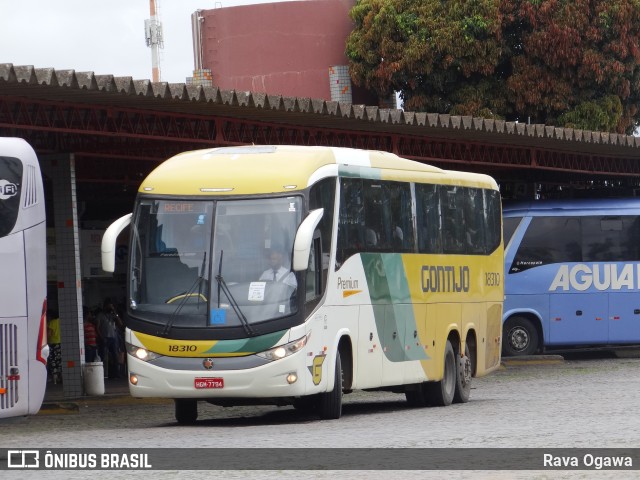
[47,309,62,384]
[83,306,98,363]
[96,298,120,378]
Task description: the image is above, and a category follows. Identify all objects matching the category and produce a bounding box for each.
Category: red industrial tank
[194,0,375,103]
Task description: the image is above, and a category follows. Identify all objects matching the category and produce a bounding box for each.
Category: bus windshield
[129,196,302,330]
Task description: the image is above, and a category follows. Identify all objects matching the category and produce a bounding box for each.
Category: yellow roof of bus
[139,145,497,196]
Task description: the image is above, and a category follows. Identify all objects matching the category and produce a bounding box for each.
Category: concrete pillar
[41,154,85,398]
[329,65,352,104]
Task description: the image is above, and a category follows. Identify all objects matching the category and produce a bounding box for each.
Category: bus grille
[22,164,39,208]
[0,323,19,410]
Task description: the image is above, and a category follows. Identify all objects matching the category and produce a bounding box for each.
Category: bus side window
[415,183,442,254]
[362,181,384,251]
[337,178,364,266]
[484,189,502,253]
[463,187,485,254]
[440,186,465,254]
[583,216,621,262]
[625,217,640,260]
[510,216,581,273]
[502,216,522,249]
[305,231,322,303]
[388,181,414,252]
[0,156,22,237]
[309,177,335,288]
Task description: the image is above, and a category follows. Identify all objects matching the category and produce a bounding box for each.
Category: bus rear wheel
[318,351,343,419]
[503,316,539,356]
[425,340,456,407]
[175,399,198,424]
[453,342,472,404]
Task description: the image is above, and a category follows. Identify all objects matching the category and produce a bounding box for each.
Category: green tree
[503,0,640,132]
[346,0,506,115]
[346,0,640,133]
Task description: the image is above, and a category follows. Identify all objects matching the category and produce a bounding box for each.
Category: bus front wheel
[503,316,539,356]
[318,351,343,420]
[175,399,198,424]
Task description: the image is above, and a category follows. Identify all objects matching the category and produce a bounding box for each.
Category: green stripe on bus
[203,330,287,354]
[362,253,427,362]
[338,165,381,179]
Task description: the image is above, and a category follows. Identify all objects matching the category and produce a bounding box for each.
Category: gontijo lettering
[421,265,470,293]
[549,263,640,291]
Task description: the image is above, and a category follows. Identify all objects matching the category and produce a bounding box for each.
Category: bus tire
[503,316,539,356]
[175,399,198,424]
[425,340,456,407]
[318,351,343,420]
[453,342,472,404]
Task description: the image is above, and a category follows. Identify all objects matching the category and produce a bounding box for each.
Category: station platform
[43,376,130,403]
[38,376,166,415]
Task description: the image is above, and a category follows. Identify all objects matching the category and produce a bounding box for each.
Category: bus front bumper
[126,353,310,399]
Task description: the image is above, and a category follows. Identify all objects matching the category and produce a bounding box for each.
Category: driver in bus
[259,248,297,289]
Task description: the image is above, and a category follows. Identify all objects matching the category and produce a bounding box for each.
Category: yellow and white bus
[102,145,503,423]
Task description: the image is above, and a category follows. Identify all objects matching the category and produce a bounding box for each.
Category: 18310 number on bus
[485,272,501,287]
[168,344,197,353]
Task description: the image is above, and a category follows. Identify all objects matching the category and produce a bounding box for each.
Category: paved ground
[3,349,640,479]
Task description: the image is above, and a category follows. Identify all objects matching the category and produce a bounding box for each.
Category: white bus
[0,138,48,418]
[102,145,503,423]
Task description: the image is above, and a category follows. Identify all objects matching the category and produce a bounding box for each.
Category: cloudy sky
[1,0,294,83]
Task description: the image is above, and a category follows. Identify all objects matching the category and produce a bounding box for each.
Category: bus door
[354,305,384,389]
[549,292,608,345]
[608,292,640,343]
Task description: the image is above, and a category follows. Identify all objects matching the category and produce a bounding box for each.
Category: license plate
[194,377,224,389]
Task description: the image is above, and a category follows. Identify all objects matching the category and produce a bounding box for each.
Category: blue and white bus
[503,198,640,356]
[0,138,48,417]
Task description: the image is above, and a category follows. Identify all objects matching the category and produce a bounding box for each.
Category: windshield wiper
[161,252,207,337]
[215,250,256,337]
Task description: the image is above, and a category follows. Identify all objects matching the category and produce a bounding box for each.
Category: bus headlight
[256,335,308,361]
[126,343,163,362]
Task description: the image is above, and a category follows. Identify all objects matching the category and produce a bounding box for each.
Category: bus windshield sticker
[209,308,227,325]
[248,282,266,302]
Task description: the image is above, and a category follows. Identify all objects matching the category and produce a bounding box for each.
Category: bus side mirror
[292,208,324,271]
[101,213,132,272]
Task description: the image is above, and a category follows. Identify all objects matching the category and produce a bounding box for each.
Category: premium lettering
[337,277,359,290]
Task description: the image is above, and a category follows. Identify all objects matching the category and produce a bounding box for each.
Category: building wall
[199,0,375,103]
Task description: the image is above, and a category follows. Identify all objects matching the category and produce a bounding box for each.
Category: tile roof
[2,63,639,158]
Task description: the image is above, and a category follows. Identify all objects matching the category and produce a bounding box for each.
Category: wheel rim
[508,326,529,352]
[458,355,472,387]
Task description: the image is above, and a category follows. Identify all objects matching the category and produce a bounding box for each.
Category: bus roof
[504,198,640,217]
[139,145,498,196]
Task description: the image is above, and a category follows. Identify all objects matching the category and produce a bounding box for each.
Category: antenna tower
[144,0,164,82]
